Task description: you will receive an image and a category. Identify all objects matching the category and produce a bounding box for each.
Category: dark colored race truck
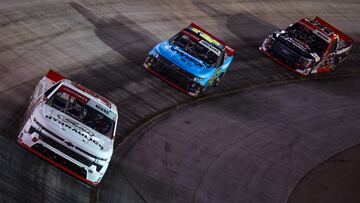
[260,16,353,76]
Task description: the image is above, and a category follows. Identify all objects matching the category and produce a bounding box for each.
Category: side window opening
[215,51,225,68]
[48,91,69,111]
[329,39,337,53]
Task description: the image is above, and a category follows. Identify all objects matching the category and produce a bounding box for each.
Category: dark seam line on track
[101,71,359,203]
[92,171,148,203]
[286,142,360,203]
[120,170,148,203]
[192,93,360,203]
[115,70,360,153]
[0,24,79,54]
[89,186,98,203]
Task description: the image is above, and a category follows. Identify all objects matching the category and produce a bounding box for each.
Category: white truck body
[17,70,118,186]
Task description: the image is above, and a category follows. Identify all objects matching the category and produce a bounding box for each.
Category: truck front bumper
[259,43,310,77]
[143,55,202,97]
[17,130,105,187]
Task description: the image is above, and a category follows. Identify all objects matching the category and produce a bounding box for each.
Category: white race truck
[17,70,118,186]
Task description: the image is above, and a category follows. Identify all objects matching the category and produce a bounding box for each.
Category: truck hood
[34,104,113,158]
[156,41,215,78]
[275,32,321,61]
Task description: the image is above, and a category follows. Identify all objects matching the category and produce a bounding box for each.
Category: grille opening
[152,55,197,91]
[39,133,94,167]
[271,41,302,69]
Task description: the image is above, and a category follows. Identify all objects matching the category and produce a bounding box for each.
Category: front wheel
[213,73,224,87]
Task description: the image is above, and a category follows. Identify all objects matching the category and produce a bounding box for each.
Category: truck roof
[299,17,353,44]
[46,70,117,114]
[187,23,236,56]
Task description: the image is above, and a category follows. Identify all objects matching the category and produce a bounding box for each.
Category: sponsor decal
[191,27,221,47]
[199,40,221,56]
[181,30,200,42]
[282,36,309,52]
[71,82,111,108]
[312,29,331,43]
[45,114,104,150]
[59,86,89,104]
[95,104,110,116]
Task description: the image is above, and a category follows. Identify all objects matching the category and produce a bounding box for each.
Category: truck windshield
[286,23,329,55]
[170,32,221,66]
[46,86,115,138]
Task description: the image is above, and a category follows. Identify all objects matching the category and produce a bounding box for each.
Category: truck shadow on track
[192,1,299,88]
[69,2,190,142]
[70,2,159,65]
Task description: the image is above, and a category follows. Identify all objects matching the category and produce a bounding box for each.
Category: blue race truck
[143,23,235,96]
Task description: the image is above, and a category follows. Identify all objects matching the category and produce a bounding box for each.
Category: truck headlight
[194,76,204,82]
[145,55,157,67]
[29,118,43,142]
[152,50,159,58]
[300,58,313,68]
[265,36,274,48]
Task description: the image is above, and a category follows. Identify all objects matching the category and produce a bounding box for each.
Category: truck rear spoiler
[189,23,236,56]
[315,16,353,44]
[46,69,65,83]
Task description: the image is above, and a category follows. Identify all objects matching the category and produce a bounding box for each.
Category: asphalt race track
[121,77,360,203]
[0,0,359,203]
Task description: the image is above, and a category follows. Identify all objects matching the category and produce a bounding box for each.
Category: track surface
[0,0,359,202]
[289,143,360,203]
[121,77,360,203]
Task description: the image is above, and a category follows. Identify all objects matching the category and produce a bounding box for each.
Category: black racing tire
[214,73,224,87]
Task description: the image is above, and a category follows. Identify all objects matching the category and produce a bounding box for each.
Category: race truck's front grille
[31,143,87,179]
[41,126,65,142]
[39,133,94,167]
[38,126,102,161]
[158,56,195,79]
[271,41,301,68]
[154,55,196,91]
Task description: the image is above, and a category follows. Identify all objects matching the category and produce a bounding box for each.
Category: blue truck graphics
[144,23,235,96]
